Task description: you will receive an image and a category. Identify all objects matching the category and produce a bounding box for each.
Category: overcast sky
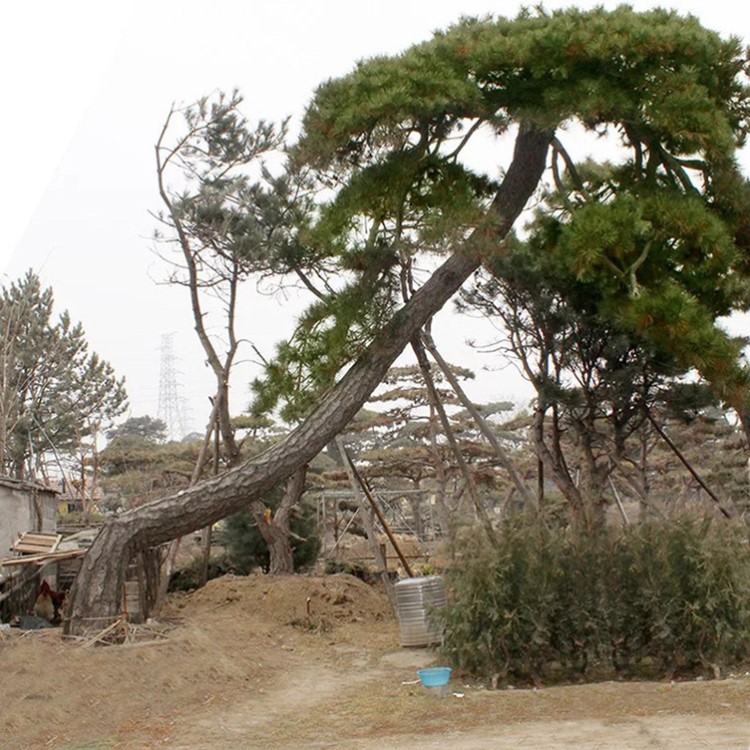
[3,0,750,438]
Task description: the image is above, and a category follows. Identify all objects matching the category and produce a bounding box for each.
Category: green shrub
[224,497,320,574]
[168,551,234,592]
[439,516,750,683]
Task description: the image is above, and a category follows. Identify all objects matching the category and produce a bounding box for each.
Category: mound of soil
[175,572,392,628]
[1,573,401,750]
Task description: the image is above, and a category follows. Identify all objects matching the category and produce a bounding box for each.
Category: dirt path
[3,574,750,749]
[347,719,750,750]
[138,664,750,750]
[119,627,750,750]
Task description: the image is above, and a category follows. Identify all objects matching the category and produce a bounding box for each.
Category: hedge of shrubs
[438,516,750,683]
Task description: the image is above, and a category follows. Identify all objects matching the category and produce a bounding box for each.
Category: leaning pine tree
[65,8,750,635]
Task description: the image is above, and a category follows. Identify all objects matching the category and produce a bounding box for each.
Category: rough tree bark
[63,124,552,636]
[252,465,308,575]
[531,405,584,508]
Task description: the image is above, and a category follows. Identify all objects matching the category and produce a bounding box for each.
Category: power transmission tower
[157,333,190,441]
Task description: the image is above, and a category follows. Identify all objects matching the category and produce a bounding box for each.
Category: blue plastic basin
[417,667,452,687]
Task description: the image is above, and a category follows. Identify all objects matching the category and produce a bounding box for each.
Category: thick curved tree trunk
[738,408,750,449]
[63,124,551,636]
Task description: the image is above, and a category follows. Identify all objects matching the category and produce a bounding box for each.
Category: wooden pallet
[9,532,62,555]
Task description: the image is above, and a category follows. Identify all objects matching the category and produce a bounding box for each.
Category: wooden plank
[13,543,57,552]
[11,549,57,556]
[10,532,62,555]
[14,539,55,546]
[15,533,59,543]
[1,549,86,567]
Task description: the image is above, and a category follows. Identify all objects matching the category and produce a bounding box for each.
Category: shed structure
[0,477,58,556]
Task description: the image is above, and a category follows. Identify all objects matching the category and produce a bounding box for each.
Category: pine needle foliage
[548,180,750,396]
[301,6,748,166]
[0,270,128,479]
[253,5,750,421]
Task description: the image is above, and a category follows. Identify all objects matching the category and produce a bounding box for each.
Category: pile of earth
[168,571,393,628]
[1,572,400,750]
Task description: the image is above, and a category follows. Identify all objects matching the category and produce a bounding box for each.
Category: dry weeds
[1,573,749,749]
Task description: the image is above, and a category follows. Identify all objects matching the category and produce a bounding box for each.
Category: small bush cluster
[439,517,750,683]
[168,552,235,592]
[224,499,320,574]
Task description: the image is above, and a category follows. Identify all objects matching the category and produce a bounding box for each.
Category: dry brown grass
[2,572,750,749]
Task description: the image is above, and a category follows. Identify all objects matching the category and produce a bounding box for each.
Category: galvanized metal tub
[394,575,446,647]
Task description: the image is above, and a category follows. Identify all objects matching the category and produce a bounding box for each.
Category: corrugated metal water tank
[395,575,446,647]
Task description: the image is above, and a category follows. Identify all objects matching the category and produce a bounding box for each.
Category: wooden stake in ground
[335,437,397,611]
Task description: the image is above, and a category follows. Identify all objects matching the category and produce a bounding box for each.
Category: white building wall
[0,478,58,557]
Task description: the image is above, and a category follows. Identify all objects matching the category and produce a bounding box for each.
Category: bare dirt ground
[2,573,750,749]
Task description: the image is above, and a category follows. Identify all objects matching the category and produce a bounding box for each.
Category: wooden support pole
[608,476,630,526]
[340,443,415,578]
[1,549,86,567]
[647,413,732,519]
[335,437,396,612]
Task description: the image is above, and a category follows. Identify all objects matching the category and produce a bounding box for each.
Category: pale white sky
[3,0,749,437]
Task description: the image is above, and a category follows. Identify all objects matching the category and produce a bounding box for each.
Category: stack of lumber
[2,531,85,567]
[10,532,61,555]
